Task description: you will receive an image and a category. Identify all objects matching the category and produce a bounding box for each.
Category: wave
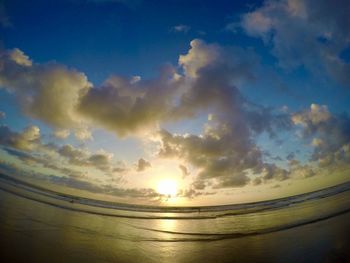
[1,173,350,220]
[133,207,350,242]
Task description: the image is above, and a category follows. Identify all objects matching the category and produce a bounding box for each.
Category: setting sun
[156,179,178,197]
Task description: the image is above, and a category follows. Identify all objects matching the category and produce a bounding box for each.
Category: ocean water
[1,174,350,263]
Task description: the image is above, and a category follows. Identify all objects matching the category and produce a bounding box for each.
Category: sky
[0,0,350,206]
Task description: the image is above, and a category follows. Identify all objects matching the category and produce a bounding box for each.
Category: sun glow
[156,179,178,197]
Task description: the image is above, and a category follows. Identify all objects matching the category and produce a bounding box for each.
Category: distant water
[1,174,350,263]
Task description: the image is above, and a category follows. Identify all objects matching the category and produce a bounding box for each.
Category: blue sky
[0,0,350,205]
[2,0,268,82]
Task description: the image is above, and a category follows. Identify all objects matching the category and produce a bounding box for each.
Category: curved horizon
[1,172,350,213]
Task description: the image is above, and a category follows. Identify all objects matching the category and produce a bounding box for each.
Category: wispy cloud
[171,24,191,33]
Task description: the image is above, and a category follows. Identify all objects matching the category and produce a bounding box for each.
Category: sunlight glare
[156,179,178,197]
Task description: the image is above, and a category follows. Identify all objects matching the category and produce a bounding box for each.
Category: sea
[1,173,350,263]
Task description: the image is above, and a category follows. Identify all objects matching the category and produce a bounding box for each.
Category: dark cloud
[286,152,295,161]
[158,122,289,189]
[0,125,40,151]
[177,188,216,199]
[136,158,151,172]
[156,39,292,189]
[252,177,262,185]
[288,159,316,178]
[261,163,289,181]
[179,164,190,178]
[57,144,116,173]
[77,69,181,137]
[58,144,87,164]
[292,104,350,168]
[2,147,36,162]
[213,174,251,188]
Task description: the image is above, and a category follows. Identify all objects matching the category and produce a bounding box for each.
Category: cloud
[177,187,216,199]
[136,158,151,172]
[157,39,291,189]
[58,144,88,164]
[2,147,86,178]
[241,11,272,37]
[0,125,121,177]
[292,103,350,167]
[252,177,262,185]
[58,144,115,173]
[158,121,287,189]
[178,39,220,79]
[292,104,331,127]
[261,163,289,181]
[7,48,32,66]
[0,48,92,129]
[213,174,251,188]
[53,129,70,139]
[171,24,191,33]
[288,159,316,178]
[239,0,350,85]
[179,164,190,178]
[88,151,114,172]
[74,127,93,140]
[0,125,41,151]
[0,161,161,200]
[77,69,182,137]
[173,39,280,125]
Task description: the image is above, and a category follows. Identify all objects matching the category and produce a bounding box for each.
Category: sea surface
[1,173,350,263]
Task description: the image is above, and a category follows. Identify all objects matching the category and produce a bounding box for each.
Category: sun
[156,179,178,197]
